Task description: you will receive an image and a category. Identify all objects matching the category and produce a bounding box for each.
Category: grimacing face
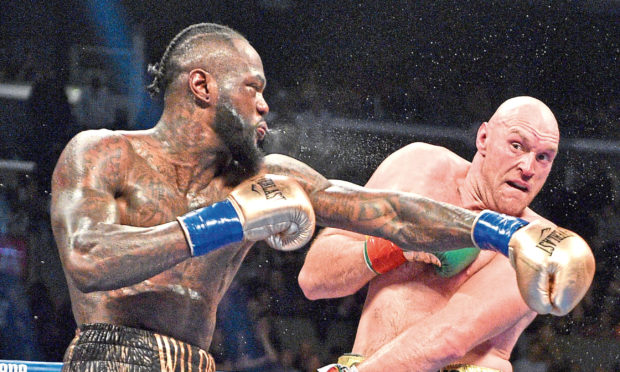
[480,113,559,216]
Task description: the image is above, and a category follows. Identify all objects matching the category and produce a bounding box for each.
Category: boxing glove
[471,210,595,315]
[507,220,596,315]
[364,236,439,274]
[178,174,316,255]
[365,236,479,277]
[434,247,480,278]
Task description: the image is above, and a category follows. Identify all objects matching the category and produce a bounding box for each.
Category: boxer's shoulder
[383,143,468,172]
[369,143,469,191]
[262,153,330,190]
[263,153,305,170]
[54,129,137,189]
[66,129,135,159]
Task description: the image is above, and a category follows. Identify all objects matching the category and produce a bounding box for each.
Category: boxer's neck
[150,118,221,166]
[458,153,491,213]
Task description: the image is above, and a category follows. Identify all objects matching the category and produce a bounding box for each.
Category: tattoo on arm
[51,132,189,292]
[264,154,476,252]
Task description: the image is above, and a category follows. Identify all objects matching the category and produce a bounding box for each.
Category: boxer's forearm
[357,318,465,372]
[60,222,191,292]
[311,181,477,253]
[358,258,534,372]
[299,232,375,299]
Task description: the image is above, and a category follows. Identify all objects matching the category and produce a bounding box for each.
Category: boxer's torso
[352,145,536,371]
[65,131,253,351]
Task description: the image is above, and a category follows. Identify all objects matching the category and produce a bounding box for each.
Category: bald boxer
[303,97,595,372]
[52,22,591,371]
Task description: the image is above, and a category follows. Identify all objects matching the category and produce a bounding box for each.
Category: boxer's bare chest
[361,170,488,338]
[117,151,231,226]
[101,149,249,310]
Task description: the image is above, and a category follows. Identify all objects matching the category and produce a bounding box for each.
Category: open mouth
[507,181,528,192]
[256,122,268,141]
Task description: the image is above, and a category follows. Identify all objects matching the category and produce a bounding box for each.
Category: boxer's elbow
[66,234,109,293]
[65,253,102,293]
[440,324,479,361]
[298,267,323,300]
[298,266,358,300]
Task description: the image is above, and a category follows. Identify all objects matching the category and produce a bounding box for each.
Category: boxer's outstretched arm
[265,154,477,252]
[51,132,191,292]
[268,153,476,300]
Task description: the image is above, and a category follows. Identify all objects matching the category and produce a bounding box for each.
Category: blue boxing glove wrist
[177,199,244,257]
[471,210,528,256]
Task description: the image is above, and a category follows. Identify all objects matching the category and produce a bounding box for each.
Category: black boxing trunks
[62,323,216,372]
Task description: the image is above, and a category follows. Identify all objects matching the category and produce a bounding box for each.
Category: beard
[213,98,264,186]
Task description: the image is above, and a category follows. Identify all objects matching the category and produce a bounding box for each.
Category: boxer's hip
[63,323,215,372]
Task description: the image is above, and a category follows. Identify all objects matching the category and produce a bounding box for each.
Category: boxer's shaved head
[488,96,559,142]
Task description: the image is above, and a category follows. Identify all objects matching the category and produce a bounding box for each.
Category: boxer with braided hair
[145,23,244,98]
[52,22,592,371]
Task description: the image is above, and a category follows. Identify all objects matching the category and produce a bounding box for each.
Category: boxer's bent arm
[299,145,443,300]
[265,154,476,252]
[53,193,189,292]
[357,255,534,372]
[298,227,374,300]
[51,132,191,292]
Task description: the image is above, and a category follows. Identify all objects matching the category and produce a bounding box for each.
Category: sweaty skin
[299,97,560,372]
[51,37,482,352]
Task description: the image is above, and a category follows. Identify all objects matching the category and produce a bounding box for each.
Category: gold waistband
[439,364,501,372]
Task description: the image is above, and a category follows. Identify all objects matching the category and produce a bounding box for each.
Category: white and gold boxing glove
[178,174,315,255]
[471,210,595,315]
[228,174,316,250]
[508,220,595,315]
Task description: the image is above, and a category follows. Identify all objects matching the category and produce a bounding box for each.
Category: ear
[476,122,489,156]
[188,69,218,106]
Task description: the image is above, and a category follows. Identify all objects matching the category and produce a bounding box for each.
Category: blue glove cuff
[472,210,528,256]
[177,199,244,256]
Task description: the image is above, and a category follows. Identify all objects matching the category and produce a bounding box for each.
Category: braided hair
[146,23,244,98]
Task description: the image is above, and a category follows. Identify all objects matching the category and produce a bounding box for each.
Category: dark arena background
[0,0,618,371]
